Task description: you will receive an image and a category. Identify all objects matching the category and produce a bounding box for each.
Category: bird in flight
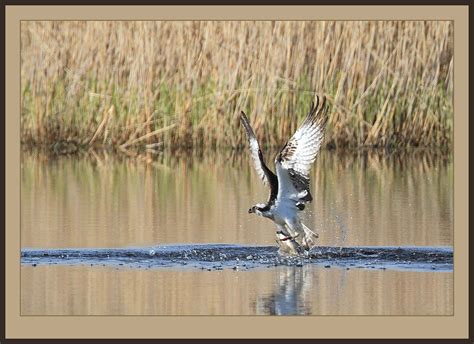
[240,96,329,255]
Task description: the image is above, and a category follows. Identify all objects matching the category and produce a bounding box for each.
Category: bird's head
[248,204,266,217]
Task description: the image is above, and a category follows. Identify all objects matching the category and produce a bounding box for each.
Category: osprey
[240,96,329,255]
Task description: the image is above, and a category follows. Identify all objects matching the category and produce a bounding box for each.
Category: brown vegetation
[21,21,453,151]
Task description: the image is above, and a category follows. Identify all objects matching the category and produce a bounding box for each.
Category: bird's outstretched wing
[275,96,329,204]
[240,111,278,201]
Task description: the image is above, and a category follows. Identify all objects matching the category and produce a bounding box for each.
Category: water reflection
[21,149,453,248]
[21,264,453,315]
[255,266,313,315]
[20,149,453,315]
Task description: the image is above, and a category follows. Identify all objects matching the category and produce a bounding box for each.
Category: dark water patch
[21,244,453,272]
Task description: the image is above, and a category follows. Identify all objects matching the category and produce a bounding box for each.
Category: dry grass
[21,21,453,151]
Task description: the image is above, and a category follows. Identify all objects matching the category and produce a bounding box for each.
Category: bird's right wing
[240,112,278,198]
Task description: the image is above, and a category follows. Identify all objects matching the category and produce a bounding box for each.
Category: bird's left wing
[275,96,329,203]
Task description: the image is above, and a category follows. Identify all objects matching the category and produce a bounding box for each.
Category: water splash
[21,244,453,272]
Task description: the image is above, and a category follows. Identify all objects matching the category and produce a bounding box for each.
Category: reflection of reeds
[21,21,452,150]
[309,150,453,247]
[21,264,453,315]
[21,149,452,248]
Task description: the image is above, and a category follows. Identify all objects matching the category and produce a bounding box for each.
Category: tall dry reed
[21,21,453,151]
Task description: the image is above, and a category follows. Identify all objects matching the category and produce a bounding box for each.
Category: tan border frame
[6,5,469,339]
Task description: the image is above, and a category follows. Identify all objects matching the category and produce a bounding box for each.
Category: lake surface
[20,149,453,315]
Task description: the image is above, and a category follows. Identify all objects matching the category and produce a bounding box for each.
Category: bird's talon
[280,235,296,242]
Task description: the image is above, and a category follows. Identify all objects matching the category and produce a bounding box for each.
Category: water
[20,149,453,315]
[22,245,453,271]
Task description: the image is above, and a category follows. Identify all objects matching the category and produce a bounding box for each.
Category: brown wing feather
[275,96,329,203]
[277,96,329,178]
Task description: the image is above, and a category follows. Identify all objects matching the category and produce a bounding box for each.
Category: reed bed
[21,21,453,151]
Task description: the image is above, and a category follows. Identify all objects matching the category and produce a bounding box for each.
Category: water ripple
[21,244,453,272]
